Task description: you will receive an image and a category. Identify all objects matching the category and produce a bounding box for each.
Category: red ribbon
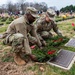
[47,50,56,55]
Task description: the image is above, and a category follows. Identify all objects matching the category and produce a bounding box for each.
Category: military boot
[13,52,26,65]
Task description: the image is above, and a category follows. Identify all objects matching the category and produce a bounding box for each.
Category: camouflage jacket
[2,15,42,53]
[36,15,61,35]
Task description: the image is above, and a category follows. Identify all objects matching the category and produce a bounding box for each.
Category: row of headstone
[47,36,75,70]
[65,36,75,47]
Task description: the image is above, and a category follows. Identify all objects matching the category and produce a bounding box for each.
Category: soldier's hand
[58,33,63,36]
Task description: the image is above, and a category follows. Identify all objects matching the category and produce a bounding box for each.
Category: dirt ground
[0,61,37,75]
[0,39,46,75]
[0,39,38,75]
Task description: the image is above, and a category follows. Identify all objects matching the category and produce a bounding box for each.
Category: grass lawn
[0,18,75,75]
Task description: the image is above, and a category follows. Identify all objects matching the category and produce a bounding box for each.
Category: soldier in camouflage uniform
[0,7,42,65]
[36,8,62,44]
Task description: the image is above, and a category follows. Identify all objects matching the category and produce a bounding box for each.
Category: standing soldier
[0,7,42,65]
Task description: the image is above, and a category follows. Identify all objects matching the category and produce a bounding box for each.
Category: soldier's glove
[58,33,63,36]
[57,30,63,36]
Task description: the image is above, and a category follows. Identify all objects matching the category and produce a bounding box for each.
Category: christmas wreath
[48,36,69,46]
[32,36,69,62]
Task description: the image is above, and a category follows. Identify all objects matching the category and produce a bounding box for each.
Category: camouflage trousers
[3,33,35,54]
[38,31,53,39]
[28,33,47,46]
[28,34,37,46]
[27,31,51,46]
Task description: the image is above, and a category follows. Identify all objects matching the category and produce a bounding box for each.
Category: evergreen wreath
[32,36,69,62]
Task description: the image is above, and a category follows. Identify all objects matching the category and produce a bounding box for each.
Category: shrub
[1,17,7,22]
[55,18,63,22]
[0,22,4,25]
[8,17,14,21]
[6,21,11,24]
[73,27,75,31]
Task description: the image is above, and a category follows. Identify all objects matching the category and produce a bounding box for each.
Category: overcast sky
[0,0,75,10]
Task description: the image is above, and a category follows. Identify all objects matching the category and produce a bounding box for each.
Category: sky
[0,0,75,10]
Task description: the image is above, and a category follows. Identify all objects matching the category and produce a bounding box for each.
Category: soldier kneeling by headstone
[0,7,43,65]
[35,8,62,46]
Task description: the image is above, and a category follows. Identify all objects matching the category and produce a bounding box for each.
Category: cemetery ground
[0,17,75,75]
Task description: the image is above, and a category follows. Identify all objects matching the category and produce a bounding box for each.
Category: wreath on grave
[49,36,69,46]
[32,36,69,62]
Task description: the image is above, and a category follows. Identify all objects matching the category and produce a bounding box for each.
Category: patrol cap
[26,7,39,18]
[46,8,56,21]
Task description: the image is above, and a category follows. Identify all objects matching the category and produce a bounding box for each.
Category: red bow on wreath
[72,23,75,26]
[47,50,56,55]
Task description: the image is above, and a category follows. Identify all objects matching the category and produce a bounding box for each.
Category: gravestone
[65,38,75,47]
[47,49,75,70]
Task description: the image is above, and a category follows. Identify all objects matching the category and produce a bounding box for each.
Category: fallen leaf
[39,67,45,71]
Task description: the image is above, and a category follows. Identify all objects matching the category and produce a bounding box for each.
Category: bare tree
[18,0,26,14]
[0,4,7,13]
[0,1,48,14]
